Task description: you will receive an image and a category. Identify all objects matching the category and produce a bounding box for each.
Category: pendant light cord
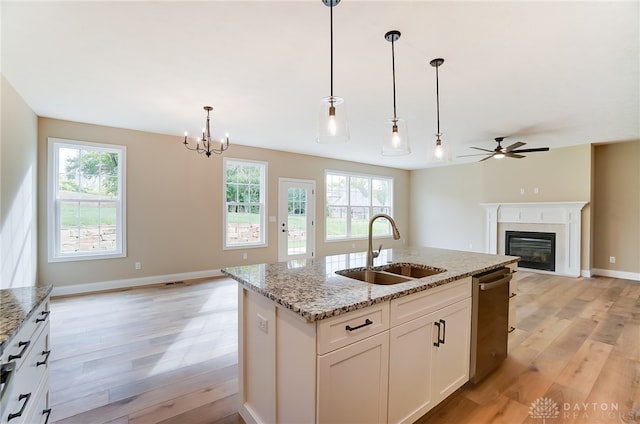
[391,38,397,120]
[435,63,440,134]
[330,2,334,97]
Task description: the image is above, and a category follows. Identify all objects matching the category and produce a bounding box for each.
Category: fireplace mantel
[481,201,588,277]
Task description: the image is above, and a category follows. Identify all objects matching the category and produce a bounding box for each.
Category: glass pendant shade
[316,96,349,143]
[382,118,410,155]
[428,135,451,162]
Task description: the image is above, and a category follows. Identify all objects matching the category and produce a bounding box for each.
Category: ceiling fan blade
[510,147,550,153]
[504,142,525,151]
[505,152,525,159]
[469,146,495,153]
[457,153,493,158]
[479,155,494,162]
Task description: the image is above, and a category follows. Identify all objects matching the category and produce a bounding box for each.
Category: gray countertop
[0,285,53,356]
[222,246,518,322]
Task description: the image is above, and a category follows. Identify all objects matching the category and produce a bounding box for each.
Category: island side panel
[239,287,276,423]
[276,306,316,423]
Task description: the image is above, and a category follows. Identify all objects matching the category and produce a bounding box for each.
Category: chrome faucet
[367,213,401,270]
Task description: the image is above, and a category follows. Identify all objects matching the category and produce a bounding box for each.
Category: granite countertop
[0,285,53,356]
[222,246,518,322]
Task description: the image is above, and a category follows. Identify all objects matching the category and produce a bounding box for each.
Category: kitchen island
[222,246,518,424]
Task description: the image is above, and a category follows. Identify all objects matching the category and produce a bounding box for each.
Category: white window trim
[324,169,394,242]
[47,137,127,262]
[223,157,268,250]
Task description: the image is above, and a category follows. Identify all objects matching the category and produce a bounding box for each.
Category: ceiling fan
[458,137,550,161]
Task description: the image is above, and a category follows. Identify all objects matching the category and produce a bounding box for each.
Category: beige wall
[37,118,409,287]
[1,75,39,289]
[593,141,640,273]
[410,144,593,271]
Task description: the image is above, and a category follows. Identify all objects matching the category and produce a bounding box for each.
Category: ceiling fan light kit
[316,0,350,144]
[382,30,411,156]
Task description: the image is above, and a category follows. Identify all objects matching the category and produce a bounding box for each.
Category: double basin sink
[336,263,446,285]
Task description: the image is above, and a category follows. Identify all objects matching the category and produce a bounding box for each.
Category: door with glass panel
[278,179,316,262]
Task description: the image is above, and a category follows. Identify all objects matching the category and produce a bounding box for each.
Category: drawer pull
[36,310,51,323]
[433,319,446,346]
[345,319,373,332]
[43,408,52,424]
[37,350,52,367]
[8,341,31,362]
[7,393,31,421]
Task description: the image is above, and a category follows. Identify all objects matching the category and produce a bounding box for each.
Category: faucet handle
[373,243,383,258]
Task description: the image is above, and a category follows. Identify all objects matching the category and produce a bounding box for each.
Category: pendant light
[316,0,349,144]
[430,58,450,161]
[382,30,410,156]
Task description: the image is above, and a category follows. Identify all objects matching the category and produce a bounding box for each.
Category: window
[224,158,267,248]
[48,138,126,261]
[325,171,393,240]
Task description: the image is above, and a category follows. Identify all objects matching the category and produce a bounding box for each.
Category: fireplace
[505,231,556,272]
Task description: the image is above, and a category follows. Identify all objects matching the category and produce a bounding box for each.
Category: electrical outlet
[609,256,616,264]
[257,314,268,334]
[135,262,141,270]
[243,253,248,260]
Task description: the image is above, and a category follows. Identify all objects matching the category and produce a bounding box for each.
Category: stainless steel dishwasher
[469,266,513,384]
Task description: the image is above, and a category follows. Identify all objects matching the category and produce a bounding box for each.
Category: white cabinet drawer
[317,302,390,355]
[390,277,471,327]
[3,299,50,376]
[2,323,49,424]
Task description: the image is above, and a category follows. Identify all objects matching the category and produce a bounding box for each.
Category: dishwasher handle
[479,274,512,291]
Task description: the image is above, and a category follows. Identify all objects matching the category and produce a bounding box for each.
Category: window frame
[223,157,268,250]
[324,170,394,241]
[47,137,127,262]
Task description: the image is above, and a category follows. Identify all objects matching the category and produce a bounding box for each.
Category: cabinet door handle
[345,319,373,332]
[36,310,51,323]
[7,393,31,421]
[433,321,441,347]
[8,341,31,362]
[509,292,517,299]
[43,408,52,424]
[37,350,52,367]
[439,319,446,344]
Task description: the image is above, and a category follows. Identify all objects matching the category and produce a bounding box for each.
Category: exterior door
[278,178,315,262]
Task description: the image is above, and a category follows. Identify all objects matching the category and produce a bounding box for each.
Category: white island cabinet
[388,277,471,424]
[238,276,472,424]
[225,246,518,424]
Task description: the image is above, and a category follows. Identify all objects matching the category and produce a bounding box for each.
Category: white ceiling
[2,1,638,170]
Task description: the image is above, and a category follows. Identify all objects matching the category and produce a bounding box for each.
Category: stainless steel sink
[335,269,411,285]
[336,263,446,285]
[381,263,446,278]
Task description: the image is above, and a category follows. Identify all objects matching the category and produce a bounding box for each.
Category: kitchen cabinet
[1,294,52,424]
[388,278,471,424]
[317,331,389,423]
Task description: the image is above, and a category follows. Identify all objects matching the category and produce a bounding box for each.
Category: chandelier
[183,106,230,157]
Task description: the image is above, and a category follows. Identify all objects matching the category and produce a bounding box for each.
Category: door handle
[433,321,441,347]
[439,319,446,344]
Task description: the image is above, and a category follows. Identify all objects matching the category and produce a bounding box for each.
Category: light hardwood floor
[49,272,640,424]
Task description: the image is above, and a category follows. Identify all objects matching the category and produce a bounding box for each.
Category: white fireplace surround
[481,202,588,277]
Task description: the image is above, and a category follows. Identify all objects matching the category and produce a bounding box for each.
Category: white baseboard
[591,268,640,281]
[51,269,225,297]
